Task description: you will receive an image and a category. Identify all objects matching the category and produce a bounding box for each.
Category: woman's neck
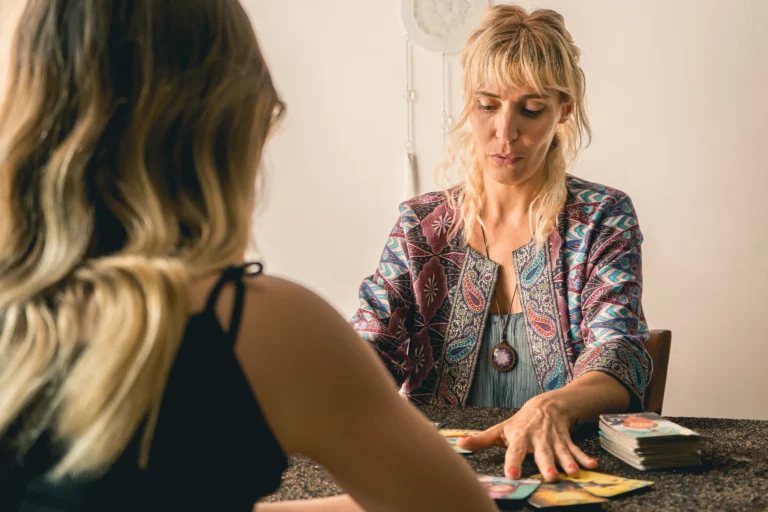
[481,171,545,228]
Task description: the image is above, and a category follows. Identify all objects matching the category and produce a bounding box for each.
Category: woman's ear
[559,102,573,124]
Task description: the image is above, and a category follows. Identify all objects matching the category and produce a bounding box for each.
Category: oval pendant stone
[490,343,516,372]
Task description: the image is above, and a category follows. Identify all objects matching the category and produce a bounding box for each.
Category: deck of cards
[599,412,701,470]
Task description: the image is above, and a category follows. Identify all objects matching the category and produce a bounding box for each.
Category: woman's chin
[483,166,539,187]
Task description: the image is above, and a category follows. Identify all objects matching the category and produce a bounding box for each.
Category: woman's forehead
[473,84,553,101]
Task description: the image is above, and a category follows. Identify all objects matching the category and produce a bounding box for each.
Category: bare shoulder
[234,273,399,455]
[240,274,344,338]
[243,274,327,308]
[235,272,376,389]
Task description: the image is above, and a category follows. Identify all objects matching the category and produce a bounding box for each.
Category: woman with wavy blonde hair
[354,4,652,482]
[0,1,498,511]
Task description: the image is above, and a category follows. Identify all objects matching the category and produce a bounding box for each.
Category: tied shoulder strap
[204,262,263,345]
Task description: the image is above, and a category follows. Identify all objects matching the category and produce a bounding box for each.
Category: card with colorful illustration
[438,429,481,454]
[527,481,608,508]
[478,475,540,501]
[438,429,482,437]
[600,413,700,440]
[556,470,654,497]
[445,437,472,454]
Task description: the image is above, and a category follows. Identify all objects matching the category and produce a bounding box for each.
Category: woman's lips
[490,154,523,165]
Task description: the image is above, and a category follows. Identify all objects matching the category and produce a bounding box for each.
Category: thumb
[455,426,501,451]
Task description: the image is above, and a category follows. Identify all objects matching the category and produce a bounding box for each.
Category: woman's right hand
[456,391,597,482]
[235,276,497,512]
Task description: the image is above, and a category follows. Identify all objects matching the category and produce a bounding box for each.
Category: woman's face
[468,85,571,186]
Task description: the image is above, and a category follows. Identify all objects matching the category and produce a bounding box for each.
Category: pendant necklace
[480,224,518,372]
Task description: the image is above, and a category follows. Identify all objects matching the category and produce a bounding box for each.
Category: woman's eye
[522,107,545,118]
[477,102,497,112]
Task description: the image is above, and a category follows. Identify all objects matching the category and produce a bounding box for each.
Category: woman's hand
[455,392,598,482]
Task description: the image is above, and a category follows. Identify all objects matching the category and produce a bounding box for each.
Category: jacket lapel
[434,246,498,405]
[514,238,573,391]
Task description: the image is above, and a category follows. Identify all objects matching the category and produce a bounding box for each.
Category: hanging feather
[405,151,418,199]
[404,35,417,201]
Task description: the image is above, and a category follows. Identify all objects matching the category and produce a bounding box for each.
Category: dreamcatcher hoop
[401,0,489,54]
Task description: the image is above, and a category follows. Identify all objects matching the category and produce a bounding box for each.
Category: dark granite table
[264,406,768,511]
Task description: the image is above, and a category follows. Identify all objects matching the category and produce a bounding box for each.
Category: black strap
[205,262,263,345]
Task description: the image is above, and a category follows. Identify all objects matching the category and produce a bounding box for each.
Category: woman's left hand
[455,392,598,482]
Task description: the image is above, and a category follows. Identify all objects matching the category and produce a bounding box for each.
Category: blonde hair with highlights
[441,5,592,247]
[0,0,283,478]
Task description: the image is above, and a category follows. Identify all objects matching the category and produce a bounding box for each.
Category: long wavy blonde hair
[0,0,283,478]
[442,5,592,247]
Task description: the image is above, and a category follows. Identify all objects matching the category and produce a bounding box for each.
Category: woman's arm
[539,371,630,425]
[238,276,497,512]
[350,209,417,388]
[535,191,651,422]
[570,193,652,410]
[255,495,363,512]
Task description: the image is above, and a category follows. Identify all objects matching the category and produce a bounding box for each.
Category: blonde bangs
[465,35,567,102]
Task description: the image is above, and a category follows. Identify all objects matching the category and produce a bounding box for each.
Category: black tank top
[2,263,288,511]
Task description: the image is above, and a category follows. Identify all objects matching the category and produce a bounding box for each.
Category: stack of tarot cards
[599,412,701,470]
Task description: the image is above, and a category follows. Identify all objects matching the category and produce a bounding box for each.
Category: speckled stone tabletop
[263,406,768,511]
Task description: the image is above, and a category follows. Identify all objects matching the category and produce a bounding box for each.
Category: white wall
[1,1,765,420]
[247,0,768,420]
[0,1,20,95]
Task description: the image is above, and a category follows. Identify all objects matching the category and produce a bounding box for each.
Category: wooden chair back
[644,329,672,415]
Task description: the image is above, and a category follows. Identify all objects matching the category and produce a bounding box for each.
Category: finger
[567,439,598,469]
[553,441,579,477]
[531,431,559,482]
[455,425,502,452]
[558,425,598,470]
[502,429,528,480]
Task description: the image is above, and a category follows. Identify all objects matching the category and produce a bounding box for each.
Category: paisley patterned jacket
[351,175,652,408]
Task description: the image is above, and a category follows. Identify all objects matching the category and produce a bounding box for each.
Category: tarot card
[557,470,654,497]
[478,475,540,501]
[527,481,607,508]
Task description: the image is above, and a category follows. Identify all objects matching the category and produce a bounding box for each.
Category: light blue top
[466,313,541,408]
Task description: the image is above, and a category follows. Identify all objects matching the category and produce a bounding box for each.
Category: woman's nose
[496,112,518,143]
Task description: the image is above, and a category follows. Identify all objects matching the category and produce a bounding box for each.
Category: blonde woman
[353,5,652,483]
[0,1,498,511]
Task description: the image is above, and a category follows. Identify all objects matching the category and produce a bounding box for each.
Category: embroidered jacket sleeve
[351,207,415,387]
[573,194,653,409]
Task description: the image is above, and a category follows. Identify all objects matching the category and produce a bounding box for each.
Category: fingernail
[567,464,578,471]
[507,468,519,478]
[547,468,558,476]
